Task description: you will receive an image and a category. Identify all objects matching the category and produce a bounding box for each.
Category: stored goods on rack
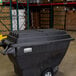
[66,9,76,30]
[66,0,76,1]
[0,6,10,35]
[54,6,66,30]
[40,8,50,29]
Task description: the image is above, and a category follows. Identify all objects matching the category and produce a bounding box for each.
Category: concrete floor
[0,31,76,76]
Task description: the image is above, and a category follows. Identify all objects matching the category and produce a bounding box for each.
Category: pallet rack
[0,0,76,34]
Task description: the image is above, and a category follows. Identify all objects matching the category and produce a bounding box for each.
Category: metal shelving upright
[27,0,30,29]
[50,0,54,28]
[10,0,13,31]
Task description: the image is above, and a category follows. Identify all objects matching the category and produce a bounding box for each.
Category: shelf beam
[3,2,76,6]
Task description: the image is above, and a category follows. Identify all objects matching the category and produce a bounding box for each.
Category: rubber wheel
[42,68,53,76]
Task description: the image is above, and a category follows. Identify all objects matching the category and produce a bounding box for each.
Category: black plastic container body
[8,41,69,76]
[2,29,73,76]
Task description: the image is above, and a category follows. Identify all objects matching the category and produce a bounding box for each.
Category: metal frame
[27,0,30,29]
[1,1,76,34]
[10,0,13,31]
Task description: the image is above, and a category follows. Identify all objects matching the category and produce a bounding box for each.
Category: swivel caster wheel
[42,68,53,76]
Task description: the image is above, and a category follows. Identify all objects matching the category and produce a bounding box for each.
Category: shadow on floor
[9,71,64,76]
[12,71,64,76]
[55,71,64,76]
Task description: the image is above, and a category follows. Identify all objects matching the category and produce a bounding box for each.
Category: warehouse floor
[0,31,76,76]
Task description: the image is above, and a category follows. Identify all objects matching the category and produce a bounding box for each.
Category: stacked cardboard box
[43,0,50,3]
[40,8,50,29]
[2,0,10,2]
[12,0,42,3]
[31,10,40,29]
[12,0,16,2]
[30,8,50,29]
[53,0,65,2]
[18,0,27,3]
[66,10,76,30]
[0,6,10,35]
[12,0,50,3]
[29,0,42,3]
[53,6,66,29]
[66,0,76,1]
